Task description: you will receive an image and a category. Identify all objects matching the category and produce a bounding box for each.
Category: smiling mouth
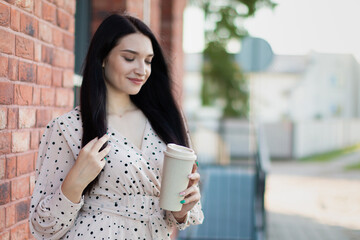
[128,78,143,85]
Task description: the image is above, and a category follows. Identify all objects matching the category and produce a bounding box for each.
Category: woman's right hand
[61,134,111,203]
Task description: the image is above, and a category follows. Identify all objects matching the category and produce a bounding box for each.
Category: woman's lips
[128,78,143,85]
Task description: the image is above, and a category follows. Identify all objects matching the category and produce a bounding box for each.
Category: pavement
[266,151,360,240]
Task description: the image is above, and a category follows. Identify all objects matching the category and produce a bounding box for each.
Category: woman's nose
[134,61,146,76]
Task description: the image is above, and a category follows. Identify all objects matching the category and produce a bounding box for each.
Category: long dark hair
[80,14,189,194]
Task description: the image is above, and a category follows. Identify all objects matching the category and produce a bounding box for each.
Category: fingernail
[104,157,107,161]
[179,192,185,196]
[180,200,186,204]
[196,161,199,166]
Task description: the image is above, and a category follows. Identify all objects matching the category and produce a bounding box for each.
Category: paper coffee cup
[160,143,197,211]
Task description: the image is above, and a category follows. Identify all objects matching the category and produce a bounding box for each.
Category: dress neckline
[107,119,149,155]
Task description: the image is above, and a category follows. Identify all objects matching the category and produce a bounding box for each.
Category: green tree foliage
[191,0,276,117]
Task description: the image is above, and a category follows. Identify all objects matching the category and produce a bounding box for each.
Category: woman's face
[103,33,154,95]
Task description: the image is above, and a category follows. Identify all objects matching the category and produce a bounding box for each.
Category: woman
[29,14,204,239]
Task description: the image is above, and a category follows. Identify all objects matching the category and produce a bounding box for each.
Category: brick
[0,132,11,154]
[38,21,52,43]
[19,61,36,83]
[52,27,62,47]
[10,222,29,240]
[62,69,73,88]
[0,29,15,54]
[32,86,40,105]
[8,58,18,81]
[0,108,7,129]
[4,0,16,4]
[0,206,5,231]
[7,107,18,129]
[0,231,10,240]
[15,0,34,13]
[56,9,70,30]
[29,172,35,194]
[54,0,64,8]
[36,109,52,127]
[0,82,14,105]
[0,157,4,180]
[40,87,55,106]
[10,7,20,31]
[0,2,10,26]
[15,36,34,60]
[68,89,74,107]
[16,199,30,222]
[5,203,15,228]
[68,17,74,34]
[18,108,36,128]
[30,130,39,149]
[34,0,41,17]
[6,156,16,178]
[0,55,8,77]
[37,65,52,85]
[11,176,30,200]
[34,42,41,62]
[53,48,67,67]
[0,182,10,204]
[55,88,68,107]
[20,12,37,37]
[64,0,75,15]
[12,131,30,152]
[42,1,56,24]
[17,153,34,176]
[41,45,53,64]
[14,84,32,105]
[52,68,62,87]
[62,33,73,51]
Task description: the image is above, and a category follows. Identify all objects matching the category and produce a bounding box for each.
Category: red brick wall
[160,0,186,102]
[0,0,76,239]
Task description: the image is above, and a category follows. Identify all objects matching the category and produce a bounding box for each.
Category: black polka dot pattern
[29,106,204,239]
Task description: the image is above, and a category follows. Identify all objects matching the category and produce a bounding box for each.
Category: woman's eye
[124,57,134,62]
[145,60,152,65]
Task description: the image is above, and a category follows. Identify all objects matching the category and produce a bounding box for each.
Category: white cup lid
[164,143,197,161]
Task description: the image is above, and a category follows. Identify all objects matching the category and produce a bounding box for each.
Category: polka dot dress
[29,107,204,240]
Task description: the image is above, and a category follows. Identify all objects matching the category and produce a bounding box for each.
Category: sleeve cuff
[46,185,84,222]
[167,211,190,231]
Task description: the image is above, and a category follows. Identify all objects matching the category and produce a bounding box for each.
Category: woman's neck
[106,88,137,116]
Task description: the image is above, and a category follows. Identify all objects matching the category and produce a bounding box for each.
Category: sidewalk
[266,151,360,240]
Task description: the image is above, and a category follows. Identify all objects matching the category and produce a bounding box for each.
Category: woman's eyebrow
[120,49,154,57]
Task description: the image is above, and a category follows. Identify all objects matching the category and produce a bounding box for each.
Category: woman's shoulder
[57,106,82,122]
[45,106,82,130]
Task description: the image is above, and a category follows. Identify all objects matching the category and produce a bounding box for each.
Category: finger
[191,162,198,173]
[97,145,111,160]
[188,172,200,185]
[82,137,98,150]
[92,133,110,152]
[181,192,201,205]
[180,185,199,198]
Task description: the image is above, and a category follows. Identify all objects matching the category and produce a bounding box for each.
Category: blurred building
[250,52,360,122]
[184,52,360,160]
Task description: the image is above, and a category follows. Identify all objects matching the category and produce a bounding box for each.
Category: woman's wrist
[171,211,188,223]
[61,171,86,203]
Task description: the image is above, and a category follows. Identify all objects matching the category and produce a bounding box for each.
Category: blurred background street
[266,152,360,240]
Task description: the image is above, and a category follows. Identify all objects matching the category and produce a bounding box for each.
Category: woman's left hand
[171,162,201,223]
